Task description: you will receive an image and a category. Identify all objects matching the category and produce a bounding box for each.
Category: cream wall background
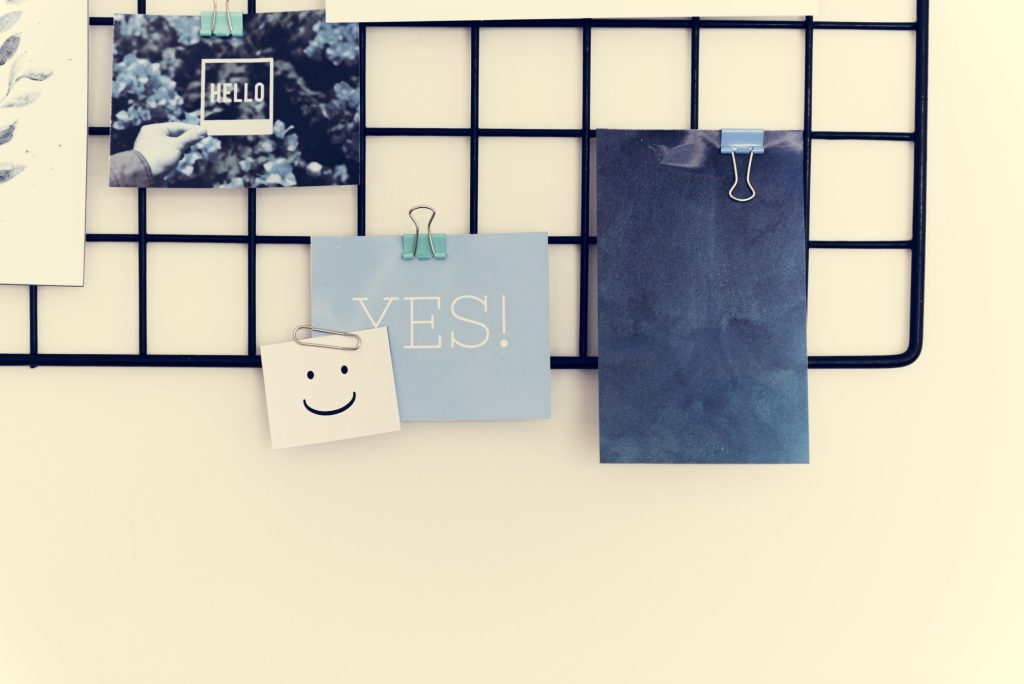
[1,1,1021,682]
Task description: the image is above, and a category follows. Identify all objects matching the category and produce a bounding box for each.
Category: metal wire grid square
[0,0,928,369]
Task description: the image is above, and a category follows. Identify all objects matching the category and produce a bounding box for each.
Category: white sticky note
[260,327,401,450]
[328,0,818,23]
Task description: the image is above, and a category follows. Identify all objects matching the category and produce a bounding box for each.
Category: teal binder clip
[720,129,764,203]
[402,206,447,260]
[200,1,244,38]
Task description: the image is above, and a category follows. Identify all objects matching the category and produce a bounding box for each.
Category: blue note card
[311,233,551,422]
[597,130,809,463]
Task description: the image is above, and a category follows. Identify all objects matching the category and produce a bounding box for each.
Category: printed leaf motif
[5,52,19,87]
[0,10,21,34]
[0,162,25,184]
[0,32,18,66]
[17,69,51,82]
[1,90,37,107]
[0,120,14,144]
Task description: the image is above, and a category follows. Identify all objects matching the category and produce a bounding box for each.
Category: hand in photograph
[109,123,208,188]
[134,123,209,176]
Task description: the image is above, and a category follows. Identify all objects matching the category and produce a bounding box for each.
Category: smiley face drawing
[260,327,401,449]
[303,365,357,416]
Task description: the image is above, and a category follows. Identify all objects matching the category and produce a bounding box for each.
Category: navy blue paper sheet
[596,130,809,464]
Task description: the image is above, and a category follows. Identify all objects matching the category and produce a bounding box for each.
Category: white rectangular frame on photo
[199,58,275,137]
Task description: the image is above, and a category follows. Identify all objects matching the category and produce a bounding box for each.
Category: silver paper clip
[292,326,362,351]
[720,129,764,203]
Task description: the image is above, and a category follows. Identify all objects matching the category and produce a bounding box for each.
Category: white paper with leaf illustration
[0,0,87,287]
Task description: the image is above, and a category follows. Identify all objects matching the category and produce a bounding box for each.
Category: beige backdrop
[1,1,1022,682]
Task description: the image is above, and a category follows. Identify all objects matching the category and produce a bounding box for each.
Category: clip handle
[403,205,448,260]
[727,151,757,203]
[200,0,244,38]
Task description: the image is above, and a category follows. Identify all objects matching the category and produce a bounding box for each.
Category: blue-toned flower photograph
[108,10,359,189]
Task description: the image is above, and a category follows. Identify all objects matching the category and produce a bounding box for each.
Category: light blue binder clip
[200,0,244,38]
[720,129,765,155]
[720,129,764,203]
[402,205,448,260]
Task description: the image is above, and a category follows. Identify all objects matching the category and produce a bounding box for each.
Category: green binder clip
[200,0,244,38]
[402,205,447,260]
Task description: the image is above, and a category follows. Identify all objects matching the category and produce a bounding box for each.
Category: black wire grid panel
[0,0,928,370]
